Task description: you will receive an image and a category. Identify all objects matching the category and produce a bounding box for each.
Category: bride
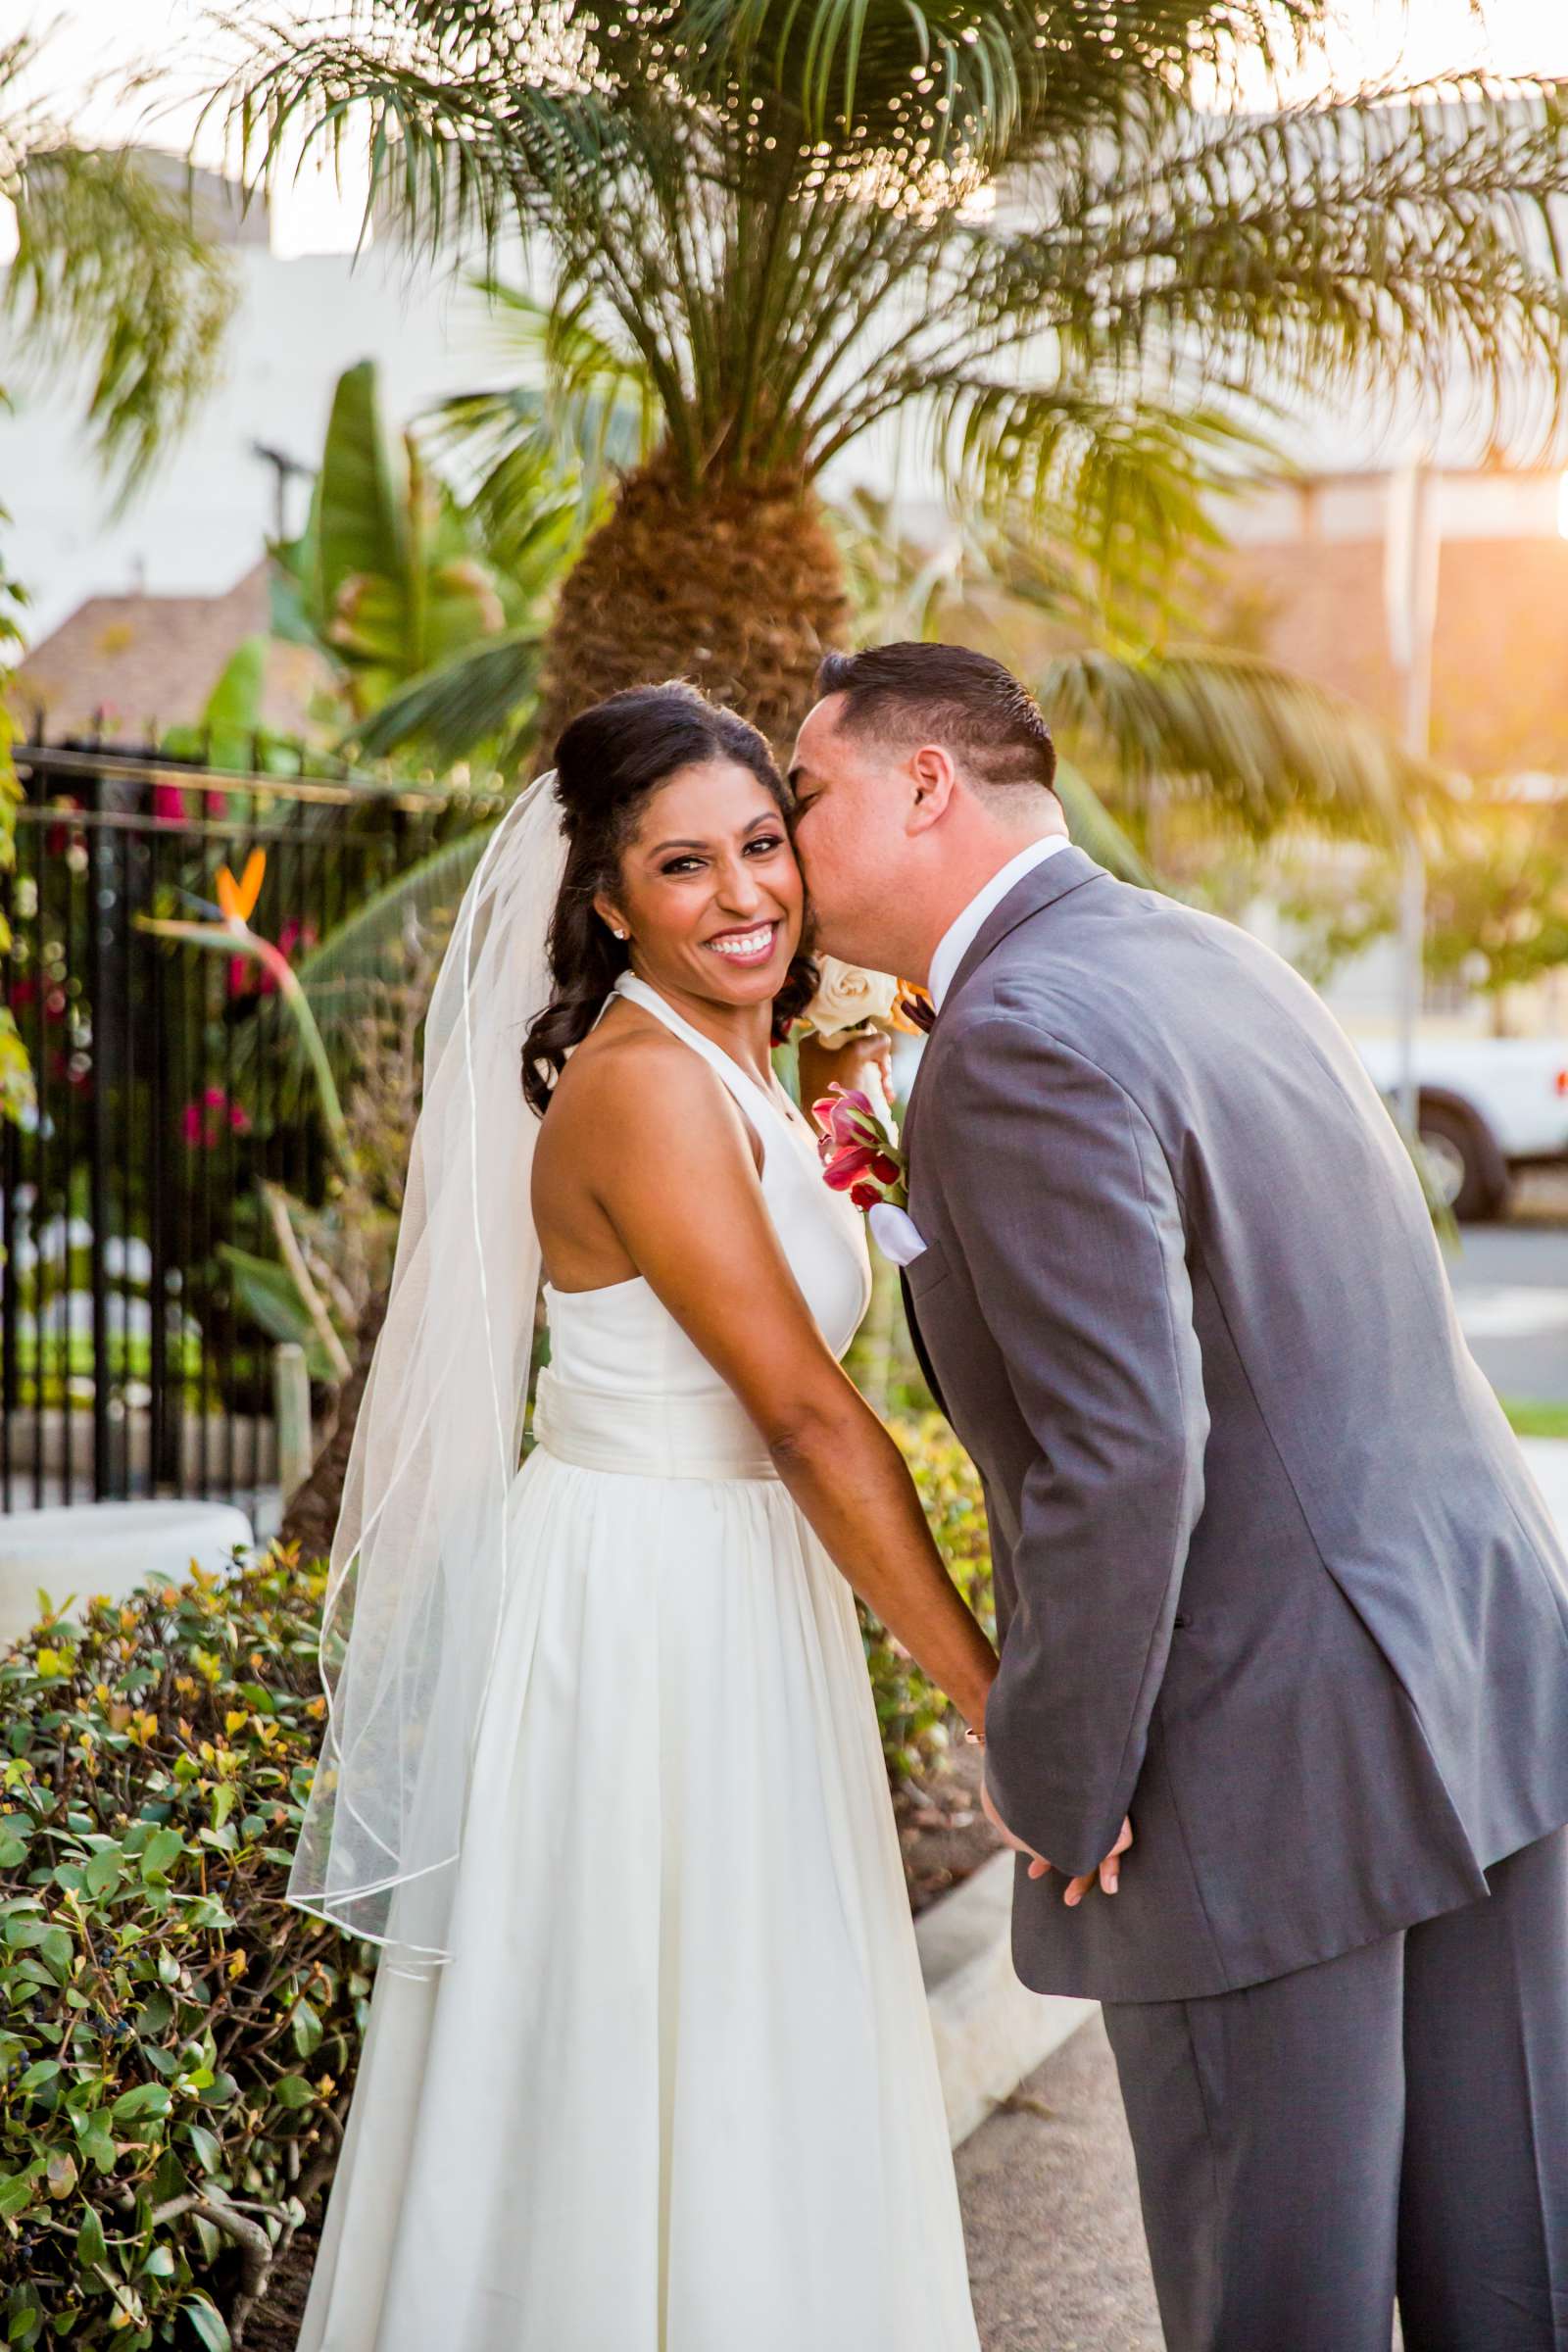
[291,680,998,2349]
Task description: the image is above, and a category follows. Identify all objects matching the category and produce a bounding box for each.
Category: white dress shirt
[926,832,1073,1012]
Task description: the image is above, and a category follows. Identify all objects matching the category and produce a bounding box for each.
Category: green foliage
[268,353,616,769]
[0,50,236,508]
[0,1554,373,2344]
[869,1416,995,1779]
[1044,645,1455,849]
[159,638,306,777]
[0,1426,993,2333]
[1276,788,1568,1002]
[831,495,1435,862]
[273,361,509,726]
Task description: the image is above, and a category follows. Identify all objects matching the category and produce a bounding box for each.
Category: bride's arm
[580,1041,998,1734]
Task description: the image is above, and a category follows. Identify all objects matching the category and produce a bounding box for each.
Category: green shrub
[864,1414,996,1779]
[0,1551,372,2348]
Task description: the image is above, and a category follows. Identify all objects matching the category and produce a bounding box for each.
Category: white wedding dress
[298,973,982,2351]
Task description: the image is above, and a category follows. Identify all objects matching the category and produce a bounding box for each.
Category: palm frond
[1043,646,1457,844]
[287,825,498,1071]
[1053,757,1157,887]
[345,631,543,764]
[916,377,1270,608]
[1,144,236,506]
[983,77,1568,463]
[430,284,660,479]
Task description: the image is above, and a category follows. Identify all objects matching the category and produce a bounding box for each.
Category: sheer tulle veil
[286,770,568,1973]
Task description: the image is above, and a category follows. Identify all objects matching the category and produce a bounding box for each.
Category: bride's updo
[520,682,817,1117]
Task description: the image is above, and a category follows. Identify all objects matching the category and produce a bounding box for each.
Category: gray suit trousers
[1101,1825,1568,2351]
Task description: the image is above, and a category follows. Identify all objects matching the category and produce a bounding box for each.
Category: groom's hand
[980,1770,1133,1907]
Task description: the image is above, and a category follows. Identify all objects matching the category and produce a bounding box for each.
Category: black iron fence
[2,733,472,1519]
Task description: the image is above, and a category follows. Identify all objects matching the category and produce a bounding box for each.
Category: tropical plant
[1276,785,1568,1022]
[225,2,1568,761]
[270,360,512,736]
[2,38,237,509]
[829,491,1454,874]
[270,340,643,770]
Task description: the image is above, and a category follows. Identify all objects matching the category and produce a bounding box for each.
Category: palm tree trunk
[534,454,851,757]
[279,1284,387,1562]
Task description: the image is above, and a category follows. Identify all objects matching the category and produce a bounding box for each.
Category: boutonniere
[810,1083,908,1214]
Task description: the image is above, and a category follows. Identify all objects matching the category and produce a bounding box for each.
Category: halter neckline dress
[298,969,982,2352]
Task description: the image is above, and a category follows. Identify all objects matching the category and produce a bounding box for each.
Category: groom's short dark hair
[813,643,1057,798]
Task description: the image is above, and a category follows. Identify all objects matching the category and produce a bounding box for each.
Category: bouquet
[811,1082,908,1213]
[799,958,932,1123]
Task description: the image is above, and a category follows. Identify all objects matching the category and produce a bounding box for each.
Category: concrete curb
[916,1848,1097,2149]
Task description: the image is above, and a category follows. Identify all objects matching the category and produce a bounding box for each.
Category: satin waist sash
[532,1366,780,1483]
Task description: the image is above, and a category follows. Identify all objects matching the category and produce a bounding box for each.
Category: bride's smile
[594,754,805,1012]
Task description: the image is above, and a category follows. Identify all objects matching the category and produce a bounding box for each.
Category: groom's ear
[907,743,958,835]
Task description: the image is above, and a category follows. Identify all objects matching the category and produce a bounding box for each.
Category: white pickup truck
[1354,1035,1568,1220]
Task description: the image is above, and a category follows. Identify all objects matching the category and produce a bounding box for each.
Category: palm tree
[2,38,237,508]
[225,1,1568,762]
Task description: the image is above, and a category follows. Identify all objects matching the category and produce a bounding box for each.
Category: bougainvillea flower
[181,1086,252,1148]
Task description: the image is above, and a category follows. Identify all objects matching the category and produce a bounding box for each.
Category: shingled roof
[14,565,332,743]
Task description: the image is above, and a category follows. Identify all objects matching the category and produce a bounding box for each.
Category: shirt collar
[927,834,1073,1011]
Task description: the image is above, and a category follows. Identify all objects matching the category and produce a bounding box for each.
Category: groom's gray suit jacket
[901,846,1568,2003]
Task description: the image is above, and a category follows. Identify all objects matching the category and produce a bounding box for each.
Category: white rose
[803,957,902,1047]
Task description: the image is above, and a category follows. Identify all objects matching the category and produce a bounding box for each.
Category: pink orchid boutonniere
[811,1083,908,1214]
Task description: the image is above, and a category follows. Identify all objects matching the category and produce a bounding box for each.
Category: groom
[790,642,1568,2352]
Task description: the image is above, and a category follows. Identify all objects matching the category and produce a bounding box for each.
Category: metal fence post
[272,1343,314,1504]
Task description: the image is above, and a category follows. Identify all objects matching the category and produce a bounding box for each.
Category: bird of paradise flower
[136,850,360,1379]
[137,848,354,1180]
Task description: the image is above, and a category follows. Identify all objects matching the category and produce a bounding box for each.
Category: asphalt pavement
[1445,1206,1568,1404]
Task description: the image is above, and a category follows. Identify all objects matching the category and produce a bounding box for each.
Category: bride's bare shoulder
[537,1004,753,1160]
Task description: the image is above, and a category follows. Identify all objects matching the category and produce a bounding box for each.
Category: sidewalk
[956,2012,1160,2352]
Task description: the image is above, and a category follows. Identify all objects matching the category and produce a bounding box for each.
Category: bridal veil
[286,771,567,1972]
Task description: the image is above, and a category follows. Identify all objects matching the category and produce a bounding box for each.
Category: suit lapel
[898,1267,950,1419]
[898,847,1106,1420]
[901,845,1105,1155]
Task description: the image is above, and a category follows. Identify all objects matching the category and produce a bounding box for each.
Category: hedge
[0,1414,990,2342]
[876,1416,995,1776]
[0,1550,371,2348]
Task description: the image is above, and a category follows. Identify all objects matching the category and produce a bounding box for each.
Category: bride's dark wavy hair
[521,681,817,1118]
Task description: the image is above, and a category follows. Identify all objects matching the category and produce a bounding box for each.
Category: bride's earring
[611,924,628,942]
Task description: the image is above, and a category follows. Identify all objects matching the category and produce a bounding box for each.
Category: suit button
[1172,1612,1192,1630]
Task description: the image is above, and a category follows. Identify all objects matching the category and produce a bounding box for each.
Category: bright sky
[3,0,1568,255]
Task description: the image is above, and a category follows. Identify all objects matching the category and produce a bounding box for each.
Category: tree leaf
[182,2295,231,2352]
[75,2202,107,2272]
[110,2082,171,2122]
